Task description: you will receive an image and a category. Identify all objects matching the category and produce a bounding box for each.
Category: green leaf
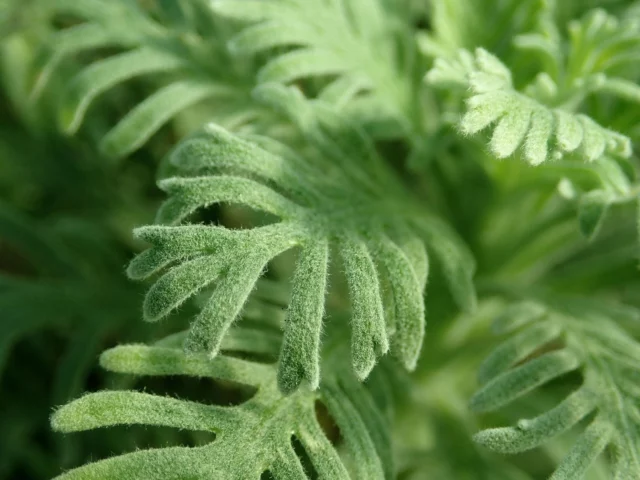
[30,22,136,101]
[370,235,425,370]
[59,47,186,134]
[340,235,389,380]
[52,390,234,433]
[492,301,547,334]
[427,48,632,165]
[259,49,353,84]
[228,20,316,55]
[270,443,308,479]
[35,0,264,158]
[297,414,350,479]
[323,382,386,479]
[418,215,477,312]
[209,0,290,21]
[478,322,562,384]
[277,240,329,393]
[52,447,203,480]
[156,175,302,223]
[100,344,272,386]
[128,94,461,388]
[473,300,640,478]
[214,0,417,137]
[142,254,227,323]
[52,338,390,479]
[127,225,242,280]
[474,388,597,453]
[549,419,613,480]
[470,350,581,412]
[338,377,394,479]
[100,80,226,159]
[599,77,640,104]
[182,232,297,356]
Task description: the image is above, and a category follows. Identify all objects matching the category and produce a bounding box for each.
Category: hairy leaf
[33,0,265,158]
[51,333,392,480]
[426,48,632,165]
[473,299,640,479]
[212,0,418,137]
[128,87,475,388]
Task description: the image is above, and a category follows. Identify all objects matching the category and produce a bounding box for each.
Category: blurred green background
[0,4,172,478]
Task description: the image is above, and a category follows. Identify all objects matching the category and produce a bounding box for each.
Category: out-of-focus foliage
[0,1,639,479]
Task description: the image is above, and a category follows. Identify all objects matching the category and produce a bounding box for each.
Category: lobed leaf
[418,216,477,312]
[492,301,547,334]
[127,96,472,389]
[259,48,353,84]
[52,390,235,433]
[427,48,633,165]
[297,414,350,479]
[370,235,425,370]
[214,0,417,137]
[127,225,244,280]
[52,336,391,479]
[473,301,640,478]
[52,447,203,480]
[322,382,386,479]
[30,22,135,101]
[183,234,296,356]
[34,0,265,158]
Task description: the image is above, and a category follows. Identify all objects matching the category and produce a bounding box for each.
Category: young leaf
[426,48,632,165]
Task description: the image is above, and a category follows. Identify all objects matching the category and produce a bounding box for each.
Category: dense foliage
[1,0,639,479]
